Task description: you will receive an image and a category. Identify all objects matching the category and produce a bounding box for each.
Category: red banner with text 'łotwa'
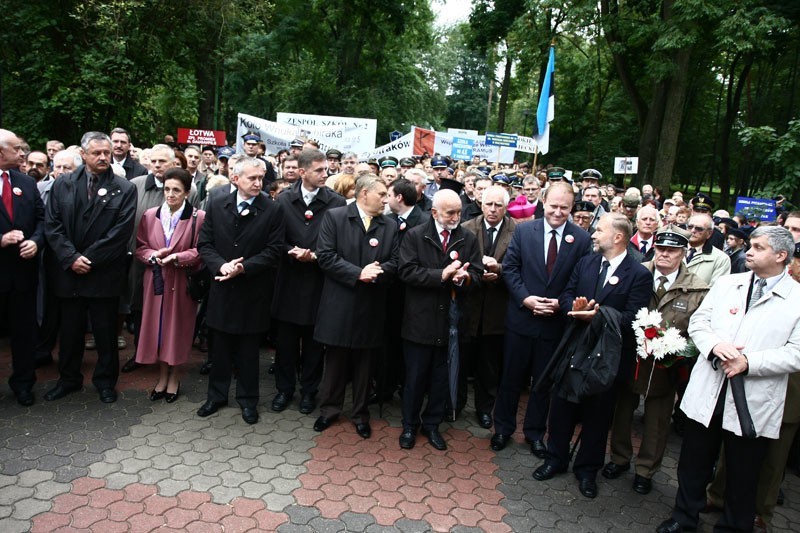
[177,128,227,146]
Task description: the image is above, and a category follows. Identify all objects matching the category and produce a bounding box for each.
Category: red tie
[546,229,558,276]
[1,171,13,222]
[441,229,450,252]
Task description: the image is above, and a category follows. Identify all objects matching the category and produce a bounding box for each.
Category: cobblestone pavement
[1,334,799,532]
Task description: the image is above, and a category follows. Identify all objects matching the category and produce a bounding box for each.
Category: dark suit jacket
[198,190,285,335]
[387,205,428,240]
[45,165,137,298]
[314,202,400,349]
[0,169,45,293]
[503,219,592,339]
[462,215,516,336]
[398,217,483,346]
[559,252,652,381]
[121,156,147,181]
[271,184,346,325]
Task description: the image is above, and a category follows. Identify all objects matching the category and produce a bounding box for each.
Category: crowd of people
[2,126,800,533]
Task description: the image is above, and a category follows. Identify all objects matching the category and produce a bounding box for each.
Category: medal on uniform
[97,188,108,197]
[608,275,619,285]
[369,238,379,247]
[450,250,459,261]
[564,234,574,244]
[304,210,313,220]
[12,187,22,196]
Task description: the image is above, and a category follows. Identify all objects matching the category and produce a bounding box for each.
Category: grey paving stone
[104,471,139,489]
[338,510,376,530]
[306,516,346,532]
[16,469,53,488]
[0,517,31,533]
[208,484,243,504]
[263,493,296,512]
[270,477,301,495]
[52,465,88,483]
[0,485,34,506]
[395,518,432,532]
[11,497,51,520]
[157,478,192,496]
[283,504,320,525]
[136,467,172,485]
[186,474,221,492]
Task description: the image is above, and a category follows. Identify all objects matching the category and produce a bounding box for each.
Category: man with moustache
[491,181,592,456]
[398,188,482,450]
[110,127,147,180]
[196,157,285,425]
[270,149,346,414]
[0,129,46,405]
[44,132,137,403]
[25,151,49,182]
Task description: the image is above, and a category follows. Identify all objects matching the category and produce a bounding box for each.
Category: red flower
[644,327,659,340]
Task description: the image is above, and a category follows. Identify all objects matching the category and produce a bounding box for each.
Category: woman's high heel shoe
[165,383,180,403]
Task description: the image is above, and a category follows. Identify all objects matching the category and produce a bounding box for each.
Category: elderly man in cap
[398,157,415,177]
[579,168,603,199]
[571,201,595,232]
[690,193,724,249]
[622,192,642,225]
[657,226,800,533]
[326,149,342,176]
[686,213,731,286]
[604,226,709,496]
[378,156,399,185]
[289,138,304,156]
[582,185,607,230]
[241,132,277,184]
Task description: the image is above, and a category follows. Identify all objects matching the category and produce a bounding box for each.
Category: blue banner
[734,197,777,221]
[451,137,474,160]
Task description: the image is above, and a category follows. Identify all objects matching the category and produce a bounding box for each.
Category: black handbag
[186,209,211,302]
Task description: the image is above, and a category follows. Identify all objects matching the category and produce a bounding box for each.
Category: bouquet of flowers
[632,308,689,365]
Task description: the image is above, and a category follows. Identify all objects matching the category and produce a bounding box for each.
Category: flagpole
[532,145,540,172]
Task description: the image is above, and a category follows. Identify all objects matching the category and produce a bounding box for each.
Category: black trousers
[402,340,448,430]
[672,414,769,532]
[545,387,616,480]
[58,296,119,390]
[1,289,38,394]
[318,345,372,423]
[34,272,60,359]
[493,331,559,440]
[206,329,261,409]
[273,319,324,397]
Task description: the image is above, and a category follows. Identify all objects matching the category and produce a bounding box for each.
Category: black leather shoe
[241,407,259,425]
[656,518,689,533]
[44,384,80,401]
[299,394,316,415]
[490,433,511,451]
[399,428,416,449]
[578,477,598,498]
[98,388,118,403]
[633,474,652,495]
[421,427,447,450]
[313,415,338,432]
[529,439,547,458]
[271,391,292,412]
[199,361,212,375]
[532,463,563,481]
[476,412,493,429]
[601,461,630,479]
[150,388,166,401]
[355,422,372,439]
[121,357,141,373]
[16,390,35,407]
[197,400,227,417]
[165,384,180,404]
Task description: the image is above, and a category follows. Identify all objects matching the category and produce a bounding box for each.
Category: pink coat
[134,205,205,366]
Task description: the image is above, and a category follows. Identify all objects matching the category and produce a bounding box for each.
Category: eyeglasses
[573,214,593,221]
[686,224,710,232]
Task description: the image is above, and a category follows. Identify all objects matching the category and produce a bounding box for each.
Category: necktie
[238,200,249,214]
[362,215,372,231]
[655,275,668,301]
[1,171,13,221]
[397,215,405,228]
[441,229,450,252]
[686,248,696,263]
[640,240,648,255]
[486,226,497,256]
[748,278,767,311]
[87,174,98,200]
[304,194,313,206]
[595,259,610,298]
[546,229,558,276]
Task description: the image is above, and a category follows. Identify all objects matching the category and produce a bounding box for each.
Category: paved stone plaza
[1,335,799,532]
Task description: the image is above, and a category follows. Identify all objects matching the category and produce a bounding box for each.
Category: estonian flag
[533,46,555,155]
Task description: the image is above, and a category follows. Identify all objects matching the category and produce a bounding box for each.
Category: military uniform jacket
[198,191,285,335]
[398,217,482,346]
[45,165,137,298]
[314,202,400,349]
[271,184,346,325]
[462,215,516,336]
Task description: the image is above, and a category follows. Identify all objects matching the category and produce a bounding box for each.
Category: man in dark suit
[44,131,137,404]
[313,174,400,438]
[0,129,46,405]
[270,149,346,415]
[491,181,592,455]
[533,212,651,498]
[461,185,516,428]
[398,189,483,450]
[196,157,285,425]
[110,127,147,180]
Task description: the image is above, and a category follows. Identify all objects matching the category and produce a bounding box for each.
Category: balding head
[0,129,25,170]
[432,189,463,231]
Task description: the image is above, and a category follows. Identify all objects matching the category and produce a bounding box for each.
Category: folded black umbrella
[712,357,757,439]
[152,263,165,295]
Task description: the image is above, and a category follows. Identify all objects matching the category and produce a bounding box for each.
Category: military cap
[399,157,415,167]
[290,138,305,148]
[727,226,747,240]
[654,225,690,248]
[242,131,261,142]
[476,165,492,175]
[491,173,513,185]
[572,200,595,214]
[622,193,641,208]
[438,177,464,195]
[510,177,524,189]
[431,156,449,168]
[547,167,566,181]
[326,149,342,160]
[367,157,379,167]
[379,156,399,168]
[580,168,602,181]
[201,146,216,154]
[216,146,235,160]
[691,193,715,212]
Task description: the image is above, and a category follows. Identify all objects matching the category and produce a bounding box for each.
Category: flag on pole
[533,45,555,155]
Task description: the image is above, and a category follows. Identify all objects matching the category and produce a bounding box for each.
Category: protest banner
[177,128,227,146]
[734,197,777,221]
[276,112,376,157]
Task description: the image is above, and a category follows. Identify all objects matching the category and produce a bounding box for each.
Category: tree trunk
[718,55,753,208]
[653,48,692,194]
[636,82,667,187]
[496,50,513,132]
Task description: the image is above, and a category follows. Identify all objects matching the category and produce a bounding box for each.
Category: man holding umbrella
[398,186,482,450]
[657,226,800,533]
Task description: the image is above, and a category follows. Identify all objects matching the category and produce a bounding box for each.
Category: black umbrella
[447,289,460,421]
[712,357,757,439]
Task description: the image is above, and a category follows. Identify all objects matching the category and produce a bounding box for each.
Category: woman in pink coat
[134,168,205,402]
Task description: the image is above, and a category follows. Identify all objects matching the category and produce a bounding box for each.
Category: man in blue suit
[533,212,651,498]
[0,129,46,406]
[491,181,592,455]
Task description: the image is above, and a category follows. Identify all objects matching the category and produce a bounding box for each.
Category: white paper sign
[614,157,639,174]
